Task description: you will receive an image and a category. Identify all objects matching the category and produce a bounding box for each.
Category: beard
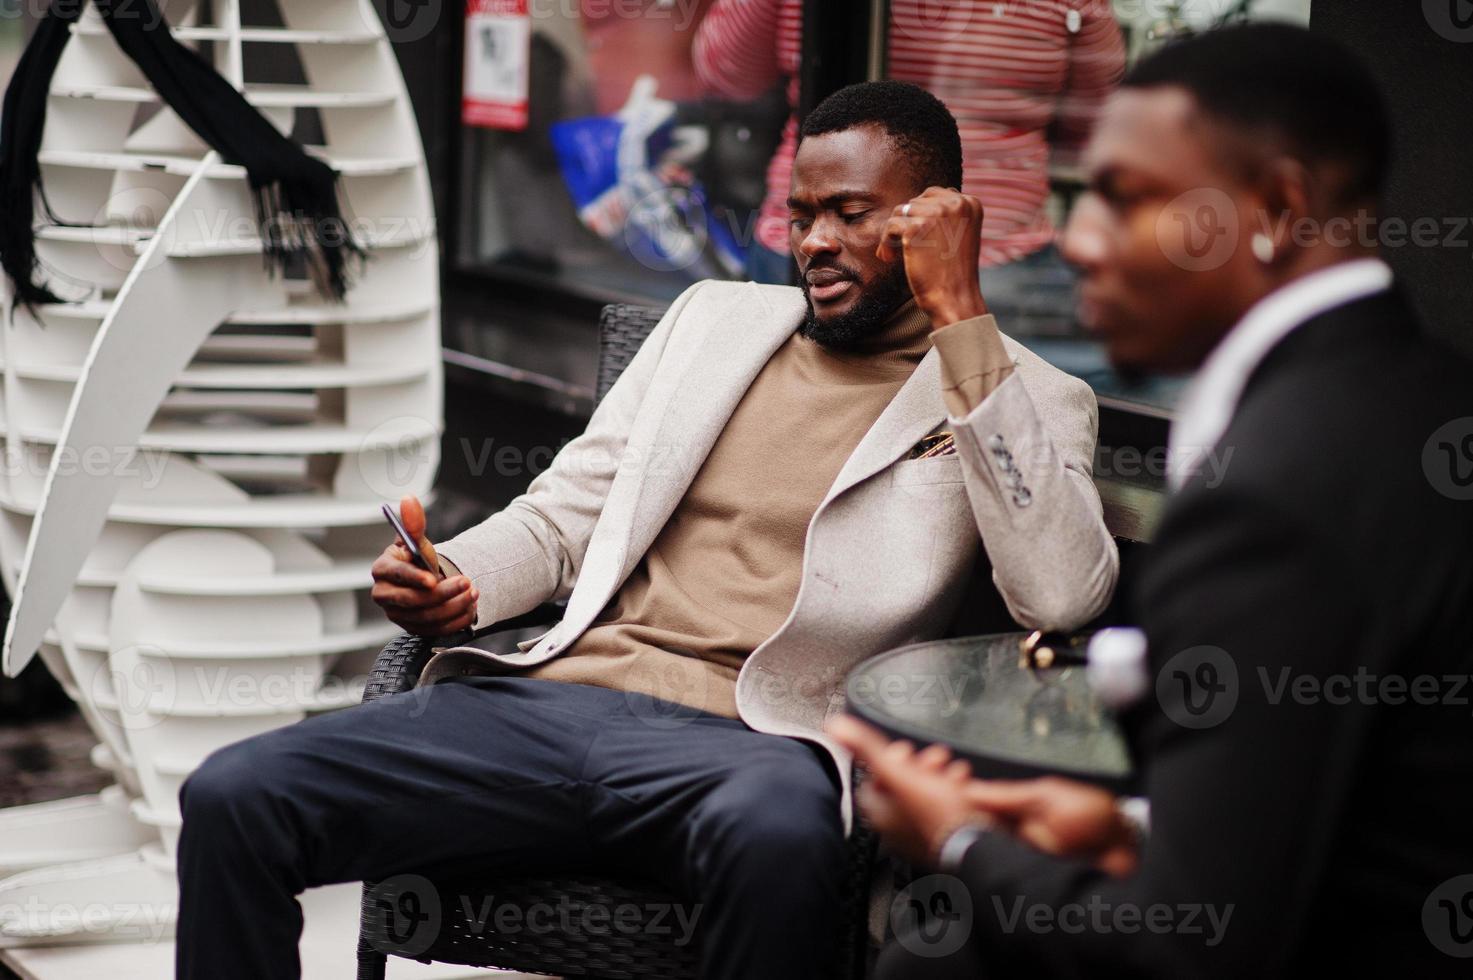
[798,261,913,352]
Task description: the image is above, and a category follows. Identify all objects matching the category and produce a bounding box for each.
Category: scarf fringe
[251,176,365,303]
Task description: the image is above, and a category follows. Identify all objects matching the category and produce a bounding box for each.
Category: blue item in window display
[550,79,744,283]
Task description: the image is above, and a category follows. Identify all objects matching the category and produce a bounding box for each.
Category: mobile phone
[381,503,444,580]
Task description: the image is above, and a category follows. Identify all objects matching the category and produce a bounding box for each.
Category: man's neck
[1186,243,1383,374]
[1267,241,1380,296]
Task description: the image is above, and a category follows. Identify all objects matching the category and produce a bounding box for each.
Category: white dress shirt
[1167,257,1395,491]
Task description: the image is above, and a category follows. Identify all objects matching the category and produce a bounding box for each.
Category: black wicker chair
[356,304,878,980]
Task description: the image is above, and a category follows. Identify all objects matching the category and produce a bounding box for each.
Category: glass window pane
[455,0,790,303]
[0,2,23,81]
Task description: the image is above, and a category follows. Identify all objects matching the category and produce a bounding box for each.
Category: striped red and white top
[694,0,1125,266]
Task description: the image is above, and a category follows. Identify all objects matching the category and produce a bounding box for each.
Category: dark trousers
[175,676,846,979]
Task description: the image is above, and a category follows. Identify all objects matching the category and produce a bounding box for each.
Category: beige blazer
[428,280,1118,832]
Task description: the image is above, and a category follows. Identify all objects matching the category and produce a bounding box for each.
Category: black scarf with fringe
[0,0,364,311]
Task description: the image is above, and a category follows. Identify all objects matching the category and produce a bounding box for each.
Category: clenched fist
[370,495,479,637]
[879,186,989,327]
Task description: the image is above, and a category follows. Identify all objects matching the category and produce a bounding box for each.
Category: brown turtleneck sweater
[520,300,939,716]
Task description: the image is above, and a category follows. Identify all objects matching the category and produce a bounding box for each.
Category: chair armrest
[360,603,565,704]
[839,766,880,976]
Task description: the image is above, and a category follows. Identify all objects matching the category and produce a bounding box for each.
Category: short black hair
[1123,23,1390,205]
[800,80,964,192]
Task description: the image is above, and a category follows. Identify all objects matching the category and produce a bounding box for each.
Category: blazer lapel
[822,346,946,506]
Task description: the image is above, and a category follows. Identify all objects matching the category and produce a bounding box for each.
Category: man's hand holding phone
[371,495,480,637]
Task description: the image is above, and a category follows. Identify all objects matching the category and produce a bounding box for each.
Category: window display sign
[462,0,530,130]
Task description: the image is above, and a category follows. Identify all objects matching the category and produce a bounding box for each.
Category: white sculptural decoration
[0,0,440,946]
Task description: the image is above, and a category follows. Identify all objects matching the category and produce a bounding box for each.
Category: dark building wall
[369,0,459,244]
[1313,0,1473,360]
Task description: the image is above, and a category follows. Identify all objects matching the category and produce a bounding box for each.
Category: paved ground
[0,711,110,809]
[0,703,109,980]
[0,707,501,980]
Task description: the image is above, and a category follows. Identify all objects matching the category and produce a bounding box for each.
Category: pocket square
[909,432,956,459]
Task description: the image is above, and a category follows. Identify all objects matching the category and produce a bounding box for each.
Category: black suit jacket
[956,289,1473,977]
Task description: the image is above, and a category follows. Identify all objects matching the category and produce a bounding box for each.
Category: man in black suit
[831,23,1473,978]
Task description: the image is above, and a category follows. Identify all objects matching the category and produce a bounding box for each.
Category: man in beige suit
[175,81,1116,980]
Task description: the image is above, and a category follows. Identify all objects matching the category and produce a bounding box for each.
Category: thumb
[825,714,896,766]
[400,495,427,540]
[1096,845,1139,878]
[1015,821,1065,855]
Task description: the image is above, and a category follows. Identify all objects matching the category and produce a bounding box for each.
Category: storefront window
[453,0,1311,411]
[455,0,787,303]
[0,2,23,81]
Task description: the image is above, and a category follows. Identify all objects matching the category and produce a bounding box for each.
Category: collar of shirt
[1166,257,1395,492]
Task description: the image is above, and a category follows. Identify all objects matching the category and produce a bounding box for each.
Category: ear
[1254,157,1314,258]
